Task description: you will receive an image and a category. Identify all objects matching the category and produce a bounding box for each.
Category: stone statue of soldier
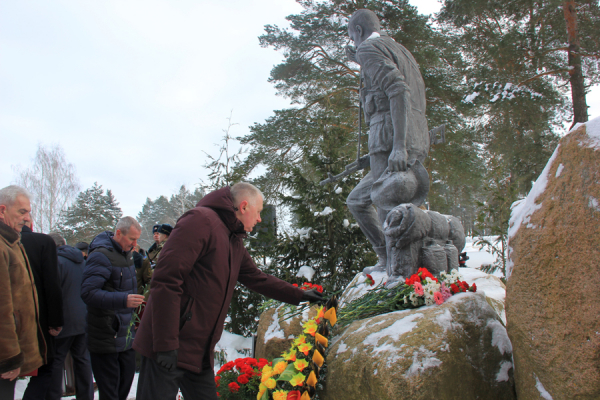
[345,9,430,274]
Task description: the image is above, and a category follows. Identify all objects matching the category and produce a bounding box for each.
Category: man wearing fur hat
[137,223,172,294]
[0,186,44,399]
[345,9,430,273]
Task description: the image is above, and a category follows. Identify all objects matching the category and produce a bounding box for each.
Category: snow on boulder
[255,304,317,360]
[321,292,515,400]
[506,116,600,399]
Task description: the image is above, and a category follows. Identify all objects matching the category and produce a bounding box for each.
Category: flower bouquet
[215,357,270,399]
[338,268,476,325]
[255,297,338,400]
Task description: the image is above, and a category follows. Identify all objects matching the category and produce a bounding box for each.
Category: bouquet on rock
[338,268,476,325]
[256,296,338,400]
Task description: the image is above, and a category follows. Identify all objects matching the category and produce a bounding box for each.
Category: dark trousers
[0,378,16,400]
[136,355,218,400]
[47,334,94,400]
[22,360,54,400]
[90,349,136,400]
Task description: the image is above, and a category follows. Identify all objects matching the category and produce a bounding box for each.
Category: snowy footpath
[14,238,497,399]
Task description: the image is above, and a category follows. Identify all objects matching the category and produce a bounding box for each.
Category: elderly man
[133,183,323,400]
[345,9,429,272]
[81,216,145,400]
[0,186,44,399]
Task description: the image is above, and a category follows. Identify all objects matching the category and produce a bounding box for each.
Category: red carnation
[405,274,420,285]
[469,283,477,292]
[450,283,460,294]
[228,382,240,393]
[365,274,375,286]
[215,376,221,387]
[237,374,250,385]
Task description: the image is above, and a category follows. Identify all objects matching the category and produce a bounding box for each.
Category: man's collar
[0,220,20,244]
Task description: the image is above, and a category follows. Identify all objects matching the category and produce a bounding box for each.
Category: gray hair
[0,185,32,207]
[231,182,263,207]
[115,216,142,234]
[48,232,66,247]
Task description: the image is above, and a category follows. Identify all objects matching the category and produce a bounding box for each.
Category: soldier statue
[345,9,430,274]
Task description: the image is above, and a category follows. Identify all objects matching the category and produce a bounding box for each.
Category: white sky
[2,0,599,219]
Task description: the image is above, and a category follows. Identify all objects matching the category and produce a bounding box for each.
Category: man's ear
[0,205,6,219]
[238,200,249,214]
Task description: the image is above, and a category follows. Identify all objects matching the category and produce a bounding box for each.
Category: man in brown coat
[0,186,44,399]
[133,183,322,400]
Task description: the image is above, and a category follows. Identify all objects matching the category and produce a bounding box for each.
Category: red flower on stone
[237,374,250,385]
[469,283,477,292]
[365,274,375,286]
[450,283,460,294]
[228,382,240,393]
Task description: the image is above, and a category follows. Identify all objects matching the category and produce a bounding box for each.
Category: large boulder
[255,304,318,360]
[506,117,600,399]
[255,268,513,399]
[321,292,515,400]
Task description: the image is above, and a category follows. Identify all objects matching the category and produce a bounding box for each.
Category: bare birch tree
[13,144,81,233]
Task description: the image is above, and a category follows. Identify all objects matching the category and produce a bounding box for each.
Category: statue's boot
[363,246,387,274]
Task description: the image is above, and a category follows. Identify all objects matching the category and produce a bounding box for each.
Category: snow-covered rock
[322,292,515,400]
[506,116,600,399]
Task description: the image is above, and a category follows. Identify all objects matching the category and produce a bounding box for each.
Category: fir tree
[57,182,122,244]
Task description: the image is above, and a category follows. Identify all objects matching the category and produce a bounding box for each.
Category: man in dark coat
[133,183,323,400]
[46,233,94,400]
[20,223,64,400]
[81,217,145,400]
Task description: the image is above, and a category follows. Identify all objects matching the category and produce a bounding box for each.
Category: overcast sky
[2,0,599,220]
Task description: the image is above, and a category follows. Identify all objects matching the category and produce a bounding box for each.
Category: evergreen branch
[518,68,573,85]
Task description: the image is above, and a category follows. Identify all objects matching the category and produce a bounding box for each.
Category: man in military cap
[137,224,172,294]
[345,9,429,272]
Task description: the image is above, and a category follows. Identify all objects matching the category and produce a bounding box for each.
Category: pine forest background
[10,0,600,336]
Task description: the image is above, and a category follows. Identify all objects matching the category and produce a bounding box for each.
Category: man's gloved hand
[301,289,324,304]
[156,350,178,372]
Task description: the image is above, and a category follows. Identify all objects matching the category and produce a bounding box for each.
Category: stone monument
[325,9,465,284]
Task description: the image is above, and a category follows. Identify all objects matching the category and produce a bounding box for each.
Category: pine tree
[57,182,122,244]
[439,0,600,127]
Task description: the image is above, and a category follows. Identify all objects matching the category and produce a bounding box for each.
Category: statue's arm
[358,45,411,171]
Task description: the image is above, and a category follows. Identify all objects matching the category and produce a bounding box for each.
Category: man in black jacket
[20,223,64,400]
[81,216,145,400]
[47,233,94,400]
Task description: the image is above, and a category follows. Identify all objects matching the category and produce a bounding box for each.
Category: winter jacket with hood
[133,186,305,373]
[81,231,137,353]
[56,245,87,338]
[0,221,44,375]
